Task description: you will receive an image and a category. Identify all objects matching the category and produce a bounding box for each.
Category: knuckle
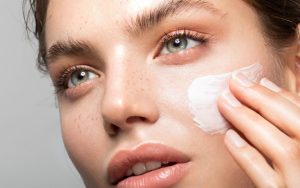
[239,108,258,124]
[279,142,300,161]
[255,93,280,112]
[242,148,265,165]
[242,147,259,162]
[264,183,285,188]
[282,90,300,105]
[263,183,280,188]
[263,176,285,188]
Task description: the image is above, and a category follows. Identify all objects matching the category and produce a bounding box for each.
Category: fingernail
[226,129,247,148]
[221,90,241,107]
[260,78,282,93]
[232,72,254,87]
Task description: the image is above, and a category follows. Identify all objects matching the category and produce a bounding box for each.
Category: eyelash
[156,29,209,57]
[53,30,209,95]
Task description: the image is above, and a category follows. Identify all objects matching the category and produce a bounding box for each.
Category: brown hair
[24,0,300,72]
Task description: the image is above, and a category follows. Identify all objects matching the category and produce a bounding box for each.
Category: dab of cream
[188,63,263,134]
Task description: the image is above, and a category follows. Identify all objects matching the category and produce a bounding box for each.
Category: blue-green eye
[68,69,98,88]
[160,36,201,55]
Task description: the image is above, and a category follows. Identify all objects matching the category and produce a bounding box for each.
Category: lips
[107,143,190,187]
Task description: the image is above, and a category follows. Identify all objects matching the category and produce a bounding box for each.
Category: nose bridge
[106,57,146,106]
[101,44,157,130]
[106,44,146,99]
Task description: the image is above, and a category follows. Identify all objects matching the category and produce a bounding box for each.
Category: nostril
[126,116,148,124]
[107,124,120,136]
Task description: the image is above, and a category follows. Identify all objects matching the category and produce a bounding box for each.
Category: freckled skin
[45,0,297,187]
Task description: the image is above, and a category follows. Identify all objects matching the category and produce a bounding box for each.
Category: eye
[161,36,200,54]
[161,36,200,55]
[68,69,98,88]
[156,30,209,58]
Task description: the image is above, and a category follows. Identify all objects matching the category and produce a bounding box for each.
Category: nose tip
[101,95,159,134]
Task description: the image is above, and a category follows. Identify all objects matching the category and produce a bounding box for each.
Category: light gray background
[0,1,85,187]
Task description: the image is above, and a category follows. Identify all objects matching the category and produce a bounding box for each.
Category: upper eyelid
[159,29,209,43]
[161,30,189,41]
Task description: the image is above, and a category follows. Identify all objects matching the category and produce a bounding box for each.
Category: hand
[218,73,300,188]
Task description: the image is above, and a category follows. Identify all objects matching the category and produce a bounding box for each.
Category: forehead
[46,0,162,44]
[47,0,163,23]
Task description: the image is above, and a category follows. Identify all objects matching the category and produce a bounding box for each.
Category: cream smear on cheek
[188,63,264,135]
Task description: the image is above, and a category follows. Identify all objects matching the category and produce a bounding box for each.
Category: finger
[218,91,300,170]
[260,78,300,108]
[229,73,300,139]
[296,61,300,96]
[224,130,284,188]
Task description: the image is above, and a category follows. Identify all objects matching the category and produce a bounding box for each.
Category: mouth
[107,143,191,188]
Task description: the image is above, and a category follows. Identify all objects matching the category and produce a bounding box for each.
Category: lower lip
[116,162,191,188]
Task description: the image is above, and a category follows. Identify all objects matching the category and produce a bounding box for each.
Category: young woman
[26,0,300,187]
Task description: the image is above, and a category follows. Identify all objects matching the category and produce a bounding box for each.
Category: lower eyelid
[64,79,97,99]
[155,44,206,65]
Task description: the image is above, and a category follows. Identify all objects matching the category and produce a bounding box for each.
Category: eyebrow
[46,0,222,65]
[126,0,223,35]
[46,39,99,64]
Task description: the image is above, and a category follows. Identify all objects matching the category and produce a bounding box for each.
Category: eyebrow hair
[125,0,223,35]
[46,39,99,64]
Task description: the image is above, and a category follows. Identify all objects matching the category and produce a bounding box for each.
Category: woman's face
[45,0,286,187]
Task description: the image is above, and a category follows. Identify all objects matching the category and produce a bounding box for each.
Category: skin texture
[44,0,300,187]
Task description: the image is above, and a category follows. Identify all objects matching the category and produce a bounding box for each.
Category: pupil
[78,71,86,80]
[173,38,182,47]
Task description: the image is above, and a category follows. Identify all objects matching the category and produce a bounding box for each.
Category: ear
[296,24,300,95]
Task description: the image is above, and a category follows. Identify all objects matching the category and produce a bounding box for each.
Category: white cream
[188,63,264,134]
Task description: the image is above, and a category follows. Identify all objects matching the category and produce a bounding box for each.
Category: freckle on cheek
[72,113,102,135]
[77,123,82,134]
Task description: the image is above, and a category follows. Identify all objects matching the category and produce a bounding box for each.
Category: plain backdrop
[0,1,85,187]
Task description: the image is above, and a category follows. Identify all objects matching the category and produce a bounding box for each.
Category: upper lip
[107,143,190,184]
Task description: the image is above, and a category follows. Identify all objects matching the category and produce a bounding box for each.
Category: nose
[101,60,159,135]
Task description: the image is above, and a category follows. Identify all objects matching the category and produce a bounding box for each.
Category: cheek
[58,93,109,176]
[150,67,193,122]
